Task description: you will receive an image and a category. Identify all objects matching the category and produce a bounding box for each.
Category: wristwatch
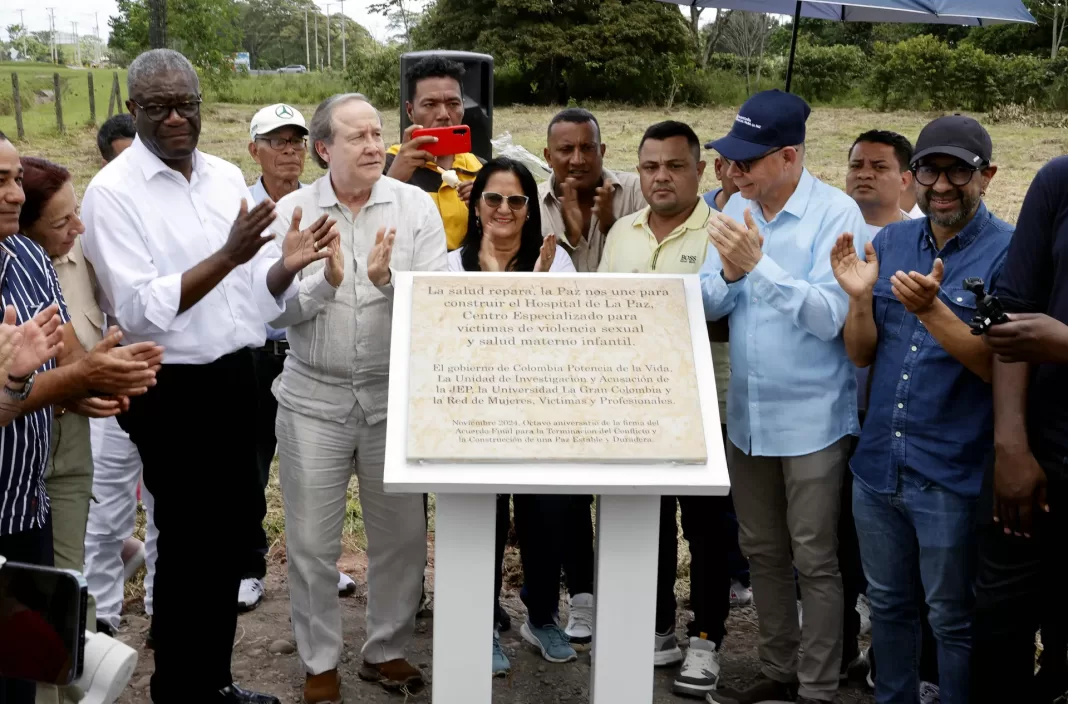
[3,370,37,402]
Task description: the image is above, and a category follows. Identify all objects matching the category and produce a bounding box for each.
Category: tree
[1032,0,1068,58]
[368,0,420,47]
[414,0,692,104]
[685,8,731,68]
[149,0,167,48]
[723,11,774,94]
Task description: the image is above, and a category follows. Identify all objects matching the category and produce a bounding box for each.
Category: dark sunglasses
[725,146,786,174]
[481,192,529,210]
[911,162,982,187]
[132,98,203,122]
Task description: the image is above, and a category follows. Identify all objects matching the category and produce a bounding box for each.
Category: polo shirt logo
[680,254,697,264]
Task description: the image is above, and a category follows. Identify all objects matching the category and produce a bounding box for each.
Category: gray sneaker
[520,620,577,663]
[654,629,683,667]
[673,636,720,697]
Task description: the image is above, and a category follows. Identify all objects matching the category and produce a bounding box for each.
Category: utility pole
[325,3,331,69]
[72,22,80,66]
[304,5,310,68]
[95,12,101,63]
[46,8,56,64]
[17,9,27,60]
[340,0,345,71]
[314,9,319,71]
[148,0,168,49]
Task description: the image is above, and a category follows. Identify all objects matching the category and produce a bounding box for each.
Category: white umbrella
[655,0,1036,90]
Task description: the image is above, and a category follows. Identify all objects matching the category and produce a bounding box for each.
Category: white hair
[127,49,199,97]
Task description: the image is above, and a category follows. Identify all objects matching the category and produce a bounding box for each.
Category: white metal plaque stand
[385,273,730,704]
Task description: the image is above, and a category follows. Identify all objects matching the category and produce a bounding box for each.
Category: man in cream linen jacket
[266,93,448,703]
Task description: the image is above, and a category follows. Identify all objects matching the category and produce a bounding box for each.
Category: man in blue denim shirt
[834,115,1012,704]
[702,90,868,704]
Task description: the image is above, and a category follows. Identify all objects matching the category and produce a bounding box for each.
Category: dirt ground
[113,546,875,704]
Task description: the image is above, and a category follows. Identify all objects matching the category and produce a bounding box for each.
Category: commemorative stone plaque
[406,275,707,464]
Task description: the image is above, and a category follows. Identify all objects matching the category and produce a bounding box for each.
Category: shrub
[345,45,402,109]
[996,54,1049,107]
[790,42,867,103]
[949,43,1001,112]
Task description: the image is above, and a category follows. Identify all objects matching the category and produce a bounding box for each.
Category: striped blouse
[0,235,70,536]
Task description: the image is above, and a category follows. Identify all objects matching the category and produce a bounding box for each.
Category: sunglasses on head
[481,192,529,210]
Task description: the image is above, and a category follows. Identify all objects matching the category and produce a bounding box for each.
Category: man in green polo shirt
[600,120,733,699]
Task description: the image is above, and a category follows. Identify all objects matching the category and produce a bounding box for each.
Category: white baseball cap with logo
[249,103,307,141]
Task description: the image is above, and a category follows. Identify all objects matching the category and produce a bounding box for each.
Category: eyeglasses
[132,99,202,122]
[481,192,529,210]
[911,162,982,187]
[726,146,786,174]
[257,136,308,151]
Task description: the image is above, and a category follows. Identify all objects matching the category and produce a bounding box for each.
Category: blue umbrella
[655,0,1036,90]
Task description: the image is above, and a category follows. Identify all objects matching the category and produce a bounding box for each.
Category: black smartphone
[0,558,88,685]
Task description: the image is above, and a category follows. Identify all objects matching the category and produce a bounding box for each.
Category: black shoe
[707,676,798,704]
[219,684,281,704]
[495,600,511,632]
[95,620,113,637]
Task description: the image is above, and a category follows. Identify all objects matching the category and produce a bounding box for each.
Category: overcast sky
[0,0,425,45]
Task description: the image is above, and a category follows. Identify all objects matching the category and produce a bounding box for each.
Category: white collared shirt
[81,136,292,364]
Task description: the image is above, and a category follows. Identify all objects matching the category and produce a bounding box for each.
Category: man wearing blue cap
[700,90,869,704]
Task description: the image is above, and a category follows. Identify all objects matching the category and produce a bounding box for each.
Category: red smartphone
[411,125,472,158]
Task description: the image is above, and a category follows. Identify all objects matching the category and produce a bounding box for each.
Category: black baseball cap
[705,90,811,162]
[911,114,992,167]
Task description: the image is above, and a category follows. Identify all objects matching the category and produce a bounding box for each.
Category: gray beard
[923,190,981,229]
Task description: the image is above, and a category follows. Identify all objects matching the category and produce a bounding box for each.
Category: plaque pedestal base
[430,493,661,704]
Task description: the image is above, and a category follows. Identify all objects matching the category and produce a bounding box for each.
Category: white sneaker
[654,629,683,667]
[673,636,720,697]
[72,631,138,704]
[565,593,594,648]
[729,580,752,607]
[857,594,872,636]
[338,571,357,596]
[919,680,940,704]
[237,578,264,612]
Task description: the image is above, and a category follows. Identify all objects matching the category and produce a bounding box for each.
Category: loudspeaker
[400,51,494,162]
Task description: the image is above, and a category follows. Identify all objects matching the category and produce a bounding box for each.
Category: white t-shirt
[908,203,924,219]
[447,244,576,273]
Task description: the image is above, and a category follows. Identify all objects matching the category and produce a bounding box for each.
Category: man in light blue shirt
[702,90,869,704]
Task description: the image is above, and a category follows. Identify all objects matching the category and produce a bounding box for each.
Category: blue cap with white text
[705,89,811,162]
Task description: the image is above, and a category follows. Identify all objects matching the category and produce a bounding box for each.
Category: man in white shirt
[81,49,338,704]
[239,103,358,610]
[266,93,447,703]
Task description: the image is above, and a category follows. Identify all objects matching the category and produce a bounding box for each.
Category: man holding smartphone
[385,56,483,251]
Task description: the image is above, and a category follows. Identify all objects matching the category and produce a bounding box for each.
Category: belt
[262,340,290,356]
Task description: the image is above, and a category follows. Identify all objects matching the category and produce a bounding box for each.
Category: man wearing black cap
[700,90,869,704]
[833,114,1010,704]
[971,152,1068,703]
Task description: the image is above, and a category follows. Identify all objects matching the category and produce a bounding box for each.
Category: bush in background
[345,45,403,109]
[790,42,867,103]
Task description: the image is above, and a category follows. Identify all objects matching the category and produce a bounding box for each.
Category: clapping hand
[80,328,158,397]
[830,233,879,299]
[560,178,584,247]
[593,179,616,234]
[324,237,344,288]
[221,199,277,267]
[708,209,763,283]
[891,259,944,315]
[281,207,339,275]
[367,226,397,286]
[68,395,130,419]
[534,234,558,273]
[0,306,24,382]
[8,303,64,380]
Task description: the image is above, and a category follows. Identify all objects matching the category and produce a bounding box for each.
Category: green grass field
[0,63,130,138]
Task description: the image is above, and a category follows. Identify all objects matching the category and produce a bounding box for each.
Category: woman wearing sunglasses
[448,157,576,677]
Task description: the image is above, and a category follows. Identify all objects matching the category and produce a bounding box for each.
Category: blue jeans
[853,470,977,704]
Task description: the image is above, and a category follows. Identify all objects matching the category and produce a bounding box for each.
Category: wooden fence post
[88,72,96,126]
[53,73,64,134]
[11,73,25,141]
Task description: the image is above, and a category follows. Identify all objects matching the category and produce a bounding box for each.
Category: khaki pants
[276,403,426,674]
[727,437,851,702]
[38,412,95,704]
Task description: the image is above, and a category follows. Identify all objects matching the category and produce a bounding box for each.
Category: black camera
[963,277,1009,335]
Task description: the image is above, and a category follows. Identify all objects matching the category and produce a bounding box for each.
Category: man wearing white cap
[239,103,357,610]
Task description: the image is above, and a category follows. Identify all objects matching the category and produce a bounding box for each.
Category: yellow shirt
[598,199,730,418]
[385,146,481,251]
